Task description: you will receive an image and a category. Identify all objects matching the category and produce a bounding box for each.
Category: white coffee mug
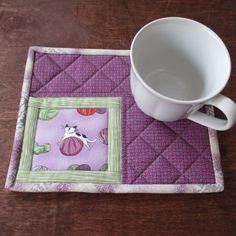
[130,17,236,131]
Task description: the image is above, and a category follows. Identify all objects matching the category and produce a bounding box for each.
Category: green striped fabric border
[16,97,121,183]
[16,171,120,183]
[29,97,120,109]
[18,106,39,171]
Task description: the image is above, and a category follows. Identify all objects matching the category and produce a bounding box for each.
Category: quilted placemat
[5,47,223,193]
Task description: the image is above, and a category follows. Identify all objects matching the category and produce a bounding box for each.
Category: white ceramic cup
[130,17,236,131]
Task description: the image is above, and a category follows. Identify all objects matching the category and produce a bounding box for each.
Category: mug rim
[130,17,231,105]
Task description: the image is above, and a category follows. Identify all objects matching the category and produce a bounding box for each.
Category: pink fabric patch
[32,108,108,171]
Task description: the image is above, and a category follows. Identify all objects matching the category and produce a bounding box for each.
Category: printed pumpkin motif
[34,143,50,155]
[78,164,91,170]
[39,109,59,120]
[77,108,96,116]
[96,108,107,114]
[60,137,83,156]
[67,164,91,171]
[33,165,49,171]
[99,163,108,171]
[99,128,108,145]
[67,164,80,170]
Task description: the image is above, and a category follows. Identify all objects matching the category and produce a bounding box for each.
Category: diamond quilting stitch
[180,155,215,183]
[33,55,62,84]
[63,56,99,87]
[47,54,79,70]
[162,137,200,174]
[134,155,181,184]
[175,175,192,184]
[111,75,132,94]
[83,55,114,69]
[34,52,45,61]
[101,56,130,84]
[180,121,210,153]
[163,119,192,136]
[37,70,79,93]
[126,103,153,137]
[140,121,178,155]
[75,70,118,93]
[30,76,45,93]
[126,136,157,183]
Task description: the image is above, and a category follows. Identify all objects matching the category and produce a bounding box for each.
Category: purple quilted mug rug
[5,47,223,193]
[30,51,216,184]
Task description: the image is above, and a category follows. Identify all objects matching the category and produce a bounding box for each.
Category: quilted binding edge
[5,46,224,193]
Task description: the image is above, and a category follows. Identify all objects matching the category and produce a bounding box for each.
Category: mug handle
[187,94,236,131]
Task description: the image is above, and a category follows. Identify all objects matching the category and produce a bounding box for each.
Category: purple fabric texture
[32,109,108,171]
[30,52,215,184]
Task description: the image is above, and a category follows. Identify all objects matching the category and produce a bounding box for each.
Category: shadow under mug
[130,17,236,131]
